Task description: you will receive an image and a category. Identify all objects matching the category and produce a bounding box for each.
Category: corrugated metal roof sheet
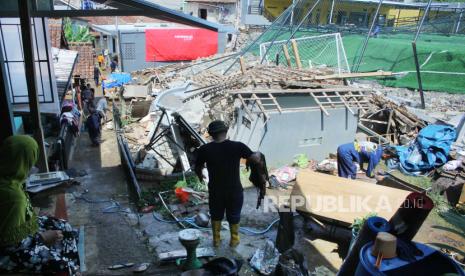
[52,47,78,99]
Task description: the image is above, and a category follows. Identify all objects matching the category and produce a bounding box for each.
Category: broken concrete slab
[123,84,150,99]
[158,248,215,262]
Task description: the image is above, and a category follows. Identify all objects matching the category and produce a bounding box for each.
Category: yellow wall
[264,0,450,27]
[264,0,292,18]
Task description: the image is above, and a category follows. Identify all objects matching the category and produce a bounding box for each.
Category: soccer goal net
[259,33,350,74]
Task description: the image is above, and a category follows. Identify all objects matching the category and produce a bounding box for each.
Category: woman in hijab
[0,135,80,275]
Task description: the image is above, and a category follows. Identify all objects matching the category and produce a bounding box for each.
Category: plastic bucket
[355,242,465,276]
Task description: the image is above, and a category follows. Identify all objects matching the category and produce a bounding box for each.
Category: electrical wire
[152,211,280,235]
[73,193,130,213]
[73,194,113,204]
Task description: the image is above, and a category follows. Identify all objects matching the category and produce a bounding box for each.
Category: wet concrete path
[66,127,178,275]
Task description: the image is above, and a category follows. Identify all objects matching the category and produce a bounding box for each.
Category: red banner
[145,28,218,62]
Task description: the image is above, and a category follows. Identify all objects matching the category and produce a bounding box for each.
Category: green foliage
[351,212,377,234]
[63,17,93,43]
[294,154,309,168]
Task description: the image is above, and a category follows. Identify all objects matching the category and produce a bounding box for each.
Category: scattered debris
[107,263,135,270]
[133,263,150,273]
[250,240,280,275]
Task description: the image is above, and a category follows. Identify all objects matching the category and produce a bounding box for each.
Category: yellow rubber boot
[229,223,240,248]
[211,220,222,247]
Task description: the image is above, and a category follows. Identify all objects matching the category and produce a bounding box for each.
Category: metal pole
[329,0,335,24]
[260,4,294,64]
[225,0,322,74]
[414,0,433,42]
[353,0,383,72]
[115,16,121,70]
[0,45,14,143]
[18,0,49,172]
[455,10,463,34]
[412,0,433,109]
[290,0,295,27]
[221,3,295,74]
[269,0,322,60]
[336,33,341,75]
[412,42,425,109]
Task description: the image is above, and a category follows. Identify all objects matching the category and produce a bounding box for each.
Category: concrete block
[123,85,149,99]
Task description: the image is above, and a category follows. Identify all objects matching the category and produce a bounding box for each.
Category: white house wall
[229,96,359,167]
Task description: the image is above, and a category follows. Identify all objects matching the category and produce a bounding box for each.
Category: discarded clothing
[337,143,360,179]
[393,125,456,174]
[0,216,80,275]
[246,152,269,209]
[316,159,338,174]
[271,166,298,183]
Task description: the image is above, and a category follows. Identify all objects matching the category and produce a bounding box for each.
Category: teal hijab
[0,135,40,247]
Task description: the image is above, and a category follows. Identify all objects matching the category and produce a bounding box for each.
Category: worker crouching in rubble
[0,136,80,275]
[337,141,397,179]
[195,120,262,248]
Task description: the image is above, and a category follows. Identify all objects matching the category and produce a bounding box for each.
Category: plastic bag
[250,240,280,275]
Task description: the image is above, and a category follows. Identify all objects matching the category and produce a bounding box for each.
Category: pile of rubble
[359,93,427,145]
[117,58,395,178]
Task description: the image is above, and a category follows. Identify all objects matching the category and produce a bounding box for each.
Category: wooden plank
[268,93,282,113]
[386,110,394,137]
[360,118,388,125]
[313,71,392,80]
[252,93,269,119]
[228,87,373,95]
[458,184,465,207]
[291,39,302,69]
[335,91,355,115]
[241,97,274,100]
[322,91,335,108]
[290,171,410,226]
[311,93,330,116]
[237,94,253,118]
[346,91,365,112]
[239,57,246,74]
[282,44,292,67]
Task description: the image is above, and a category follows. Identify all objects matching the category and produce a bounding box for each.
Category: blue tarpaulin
[393,124,456,174]
[102,73,131,89]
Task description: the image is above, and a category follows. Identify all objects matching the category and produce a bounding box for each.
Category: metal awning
[0,0,221,31]
[51,47,78,101]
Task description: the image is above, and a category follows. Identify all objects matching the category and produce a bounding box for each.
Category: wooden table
[290,170,411,227]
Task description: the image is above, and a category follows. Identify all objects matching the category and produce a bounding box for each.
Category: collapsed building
[110,52,402,188]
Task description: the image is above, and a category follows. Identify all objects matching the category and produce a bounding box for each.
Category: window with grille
[122,43,136,60]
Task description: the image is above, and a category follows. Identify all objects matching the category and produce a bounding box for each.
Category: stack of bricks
[48,18,62,49]
[69,42,95,80]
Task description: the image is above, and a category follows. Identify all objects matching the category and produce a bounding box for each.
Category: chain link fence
[259,33,350,73]
[221,0,465,93]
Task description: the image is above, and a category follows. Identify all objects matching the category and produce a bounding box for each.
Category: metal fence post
[18,0,49,172]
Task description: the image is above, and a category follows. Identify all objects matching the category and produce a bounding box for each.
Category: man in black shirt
[93,64,101,87]
[195,120,261,248]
